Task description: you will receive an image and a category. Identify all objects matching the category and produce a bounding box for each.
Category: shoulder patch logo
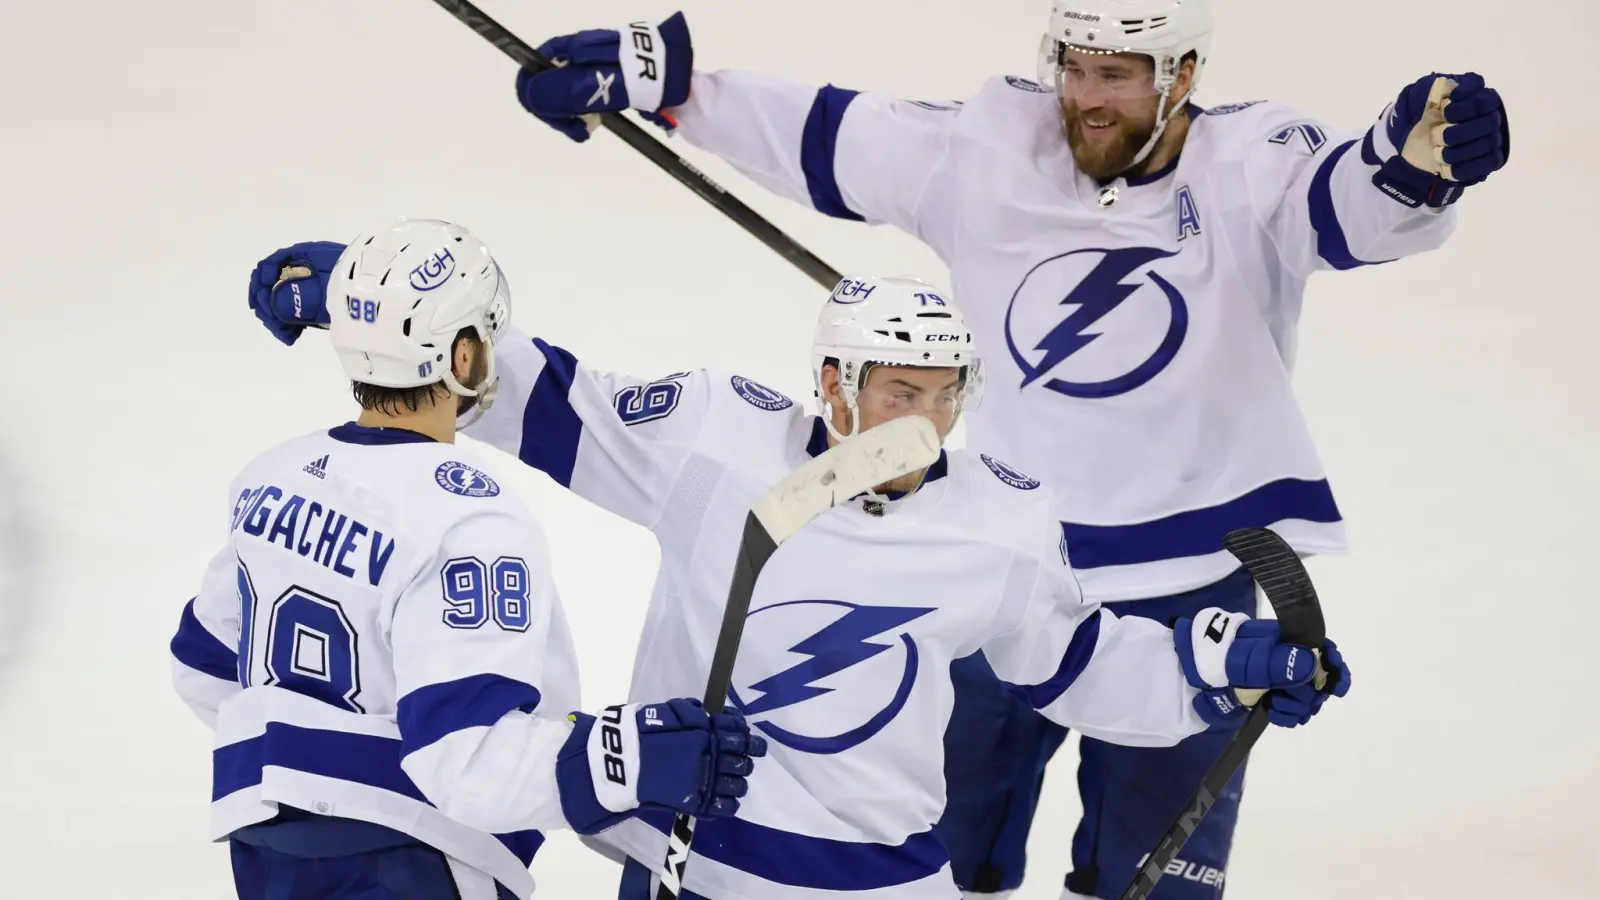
[731,376,794,411]
[1204,101,1266,116]
[1005,75,1052,94]
[435,461,500,498]
[981,454,1040,490]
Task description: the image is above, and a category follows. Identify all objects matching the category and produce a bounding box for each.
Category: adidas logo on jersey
[303,455,330,480]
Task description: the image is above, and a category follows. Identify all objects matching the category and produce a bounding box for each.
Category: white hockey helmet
[1038,0,1215,168]
[328,218,511,406]
[811,275,984,442]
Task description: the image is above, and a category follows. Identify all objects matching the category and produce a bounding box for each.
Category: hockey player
[508,2,1507,897]
[170,219,764,900]
[246,229,1350,900]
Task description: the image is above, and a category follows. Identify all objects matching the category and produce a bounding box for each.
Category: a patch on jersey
[730,376,794,411]
[981,454,1040,490]
[1204,101,1266,116]
[435,461,500,498]
[1003,246,1188,399]
[1005,75,1052,94]
[728,599,934,754]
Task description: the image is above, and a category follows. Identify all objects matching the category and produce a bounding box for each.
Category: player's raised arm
[511,12,959,243]
[1244,73,1507,278]
[462,325,717,530]
[977,495,1350,746]
[390,506,761,837]
[244,241,718,531]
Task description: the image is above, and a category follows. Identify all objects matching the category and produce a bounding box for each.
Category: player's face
[853,365,964,442]
[1058,49,1162,180]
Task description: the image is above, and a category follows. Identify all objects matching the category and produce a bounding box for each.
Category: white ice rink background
[1,1,1595,897]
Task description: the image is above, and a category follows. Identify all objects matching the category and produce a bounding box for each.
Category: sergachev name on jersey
[229,483,397,587]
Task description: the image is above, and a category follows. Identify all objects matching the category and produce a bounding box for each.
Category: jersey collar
[804,416,949,497]
[328,422,438,445]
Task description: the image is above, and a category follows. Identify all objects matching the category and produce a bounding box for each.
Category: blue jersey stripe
[518,338,583,488]
[1308,139,1395,271]
[1063,477,1342,570]
[801,86,867,221]
[171,598,239,683]
[641,811,948,890]
[396,673,543,758]
[213,722,544,859]
[1004,610,1100,709]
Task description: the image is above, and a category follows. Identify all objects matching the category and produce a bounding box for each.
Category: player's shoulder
[1190,99,1336,162]
[940,449,1062,547]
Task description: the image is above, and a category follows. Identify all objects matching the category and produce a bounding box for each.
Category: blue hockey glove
[556,698,767,835]
[1262,640,1351,727]
[1173,608,1338,729]
[1373,72,1509,208]
[514,12,694,143]
[248,241,343,345]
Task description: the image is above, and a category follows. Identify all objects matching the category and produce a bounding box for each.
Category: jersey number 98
[237,562,365,712]
[441,556,533,632]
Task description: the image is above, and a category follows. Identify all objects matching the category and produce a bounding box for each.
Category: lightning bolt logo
[1004,246,1189,400]
[738,603,933,716]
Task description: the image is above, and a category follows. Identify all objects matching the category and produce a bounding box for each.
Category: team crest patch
[1005,75,1051,94]
[1204,101,1266,116]
[731,376,794,411]
[981,454,1040,490]
[435,461,500,498]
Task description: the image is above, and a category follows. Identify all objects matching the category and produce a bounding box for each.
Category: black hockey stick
[427,0,843,289]
[651,416,942,898]
[1118,527,1332,900]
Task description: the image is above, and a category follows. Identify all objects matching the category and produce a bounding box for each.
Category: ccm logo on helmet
[926,334,962,342]
[409,247,456,292]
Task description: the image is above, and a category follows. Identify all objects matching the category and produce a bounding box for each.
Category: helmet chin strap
[1116,78,1195,176]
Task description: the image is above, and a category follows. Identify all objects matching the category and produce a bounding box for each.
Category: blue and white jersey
[169,423,583,899]
[465,330,1208,900]
[669,71,1458,601]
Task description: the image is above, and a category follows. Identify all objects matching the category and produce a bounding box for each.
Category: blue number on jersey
[236,561,258,687]
[263,588,364,712]
[613,375,686,425]
[441,556,533,632]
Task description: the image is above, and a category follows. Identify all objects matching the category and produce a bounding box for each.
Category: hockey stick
[1118,527,1334,900]
[426,0,843,289]
[654,414,942,899]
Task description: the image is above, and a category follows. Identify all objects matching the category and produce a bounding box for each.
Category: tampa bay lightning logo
[1003,247,1188,399]
[981,454,1040,490]
[729,600,934,754]
[434,461,500,498]
[731,376,794,411]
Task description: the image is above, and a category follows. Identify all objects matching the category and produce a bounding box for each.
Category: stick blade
[751,416,941,544]
[1222,527,1325,645]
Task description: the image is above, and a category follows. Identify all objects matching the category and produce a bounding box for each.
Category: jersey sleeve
[392,507,580,836]
[1243,105,1458,279]
[978,507,1209,746]
[671,69,959,247]
[464,327,712,531]
[169,543,246,729]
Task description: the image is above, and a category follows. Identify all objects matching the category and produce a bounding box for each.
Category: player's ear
[451,331,477,383]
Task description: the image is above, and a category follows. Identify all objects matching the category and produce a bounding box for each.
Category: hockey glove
[248,241,343,345]
[1173,608,1344,729]
[1373,72,1509,208]
[515,12,693,143]
[555,699,767,835]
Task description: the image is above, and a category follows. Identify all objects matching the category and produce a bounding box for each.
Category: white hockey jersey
[465,330,1209,900]
[169,423,583,899]
[669,71,1459,601]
